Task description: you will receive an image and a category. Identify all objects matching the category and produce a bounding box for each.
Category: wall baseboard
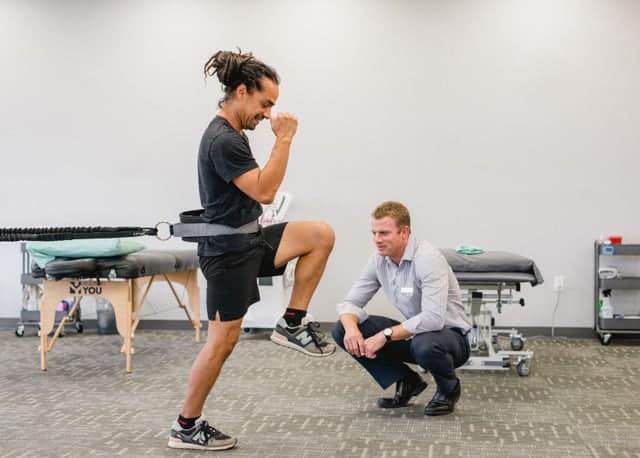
[0,317,612,338]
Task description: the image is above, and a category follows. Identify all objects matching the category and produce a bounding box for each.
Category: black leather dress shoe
[424,378,461,416]
[377,374,428,409]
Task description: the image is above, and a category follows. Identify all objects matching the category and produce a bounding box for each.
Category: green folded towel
[456,244,484,255]
[27,238,146,268]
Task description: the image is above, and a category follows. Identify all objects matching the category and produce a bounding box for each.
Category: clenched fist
[270,112,298,141]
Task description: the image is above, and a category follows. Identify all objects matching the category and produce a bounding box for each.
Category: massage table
[30,250,202,372]
[441,249,544,376]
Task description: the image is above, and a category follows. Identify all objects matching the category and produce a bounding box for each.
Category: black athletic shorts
[199,222,288,321]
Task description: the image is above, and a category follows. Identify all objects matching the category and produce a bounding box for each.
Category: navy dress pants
[332,315,470,394]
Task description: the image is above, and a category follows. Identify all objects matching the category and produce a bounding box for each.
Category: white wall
[1,0,639,327]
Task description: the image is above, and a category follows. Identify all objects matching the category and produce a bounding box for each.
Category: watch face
[384,328,392,336]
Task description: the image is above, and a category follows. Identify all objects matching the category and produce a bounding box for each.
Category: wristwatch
[383,327,393,342]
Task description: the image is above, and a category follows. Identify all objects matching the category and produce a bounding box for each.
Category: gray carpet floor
[1,328,639,457]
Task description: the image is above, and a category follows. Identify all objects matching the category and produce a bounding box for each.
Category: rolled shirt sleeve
[336,254,381,323]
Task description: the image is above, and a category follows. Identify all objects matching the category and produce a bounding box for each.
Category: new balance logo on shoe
[270,317,336,357]
[296,330,313,346]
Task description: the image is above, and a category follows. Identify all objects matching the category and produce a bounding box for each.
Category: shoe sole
[270,331,336,357]
[424,407,455,416]
[167,437,237,450]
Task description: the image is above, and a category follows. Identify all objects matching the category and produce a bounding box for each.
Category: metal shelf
[599,277,640,289]
[598,317,640,331]
[600,244,640,256]
[594,241,640,343]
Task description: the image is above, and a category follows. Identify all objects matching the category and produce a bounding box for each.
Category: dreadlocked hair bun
[204,49,254,86]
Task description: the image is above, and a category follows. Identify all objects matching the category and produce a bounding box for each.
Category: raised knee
[316,221,335,251]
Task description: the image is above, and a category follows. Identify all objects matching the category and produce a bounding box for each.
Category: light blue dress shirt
[336,236,472,335]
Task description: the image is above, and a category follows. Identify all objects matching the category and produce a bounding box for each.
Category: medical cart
[594,241,640,345]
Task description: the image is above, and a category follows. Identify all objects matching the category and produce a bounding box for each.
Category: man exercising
[168,49,335,451]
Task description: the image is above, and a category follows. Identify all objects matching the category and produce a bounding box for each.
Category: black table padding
[31,250,199,280]
[454,271,537,285]
[441,249,544,286]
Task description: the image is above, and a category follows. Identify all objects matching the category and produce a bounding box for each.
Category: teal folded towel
[456,244,484,255]
[27,238,146,268]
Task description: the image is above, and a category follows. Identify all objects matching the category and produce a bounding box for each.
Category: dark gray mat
[1,330,639,457]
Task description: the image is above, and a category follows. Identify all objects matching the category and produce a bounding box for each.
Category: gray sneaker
[168,417,237,451]
[270,316,336,357]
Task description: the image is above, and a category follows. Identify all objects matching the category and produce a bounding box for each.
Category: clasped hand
[344,329,386,359]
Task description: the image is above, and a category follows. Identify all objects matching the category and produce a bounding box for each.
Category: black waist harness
[174,209,259,243]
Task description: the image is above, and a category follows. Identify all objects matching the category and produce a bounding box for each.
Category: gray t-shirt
[197,116,263,257]
[198,116,262,227]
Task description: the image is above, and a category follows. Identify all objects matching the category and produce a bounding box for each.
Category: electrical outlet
[553,275,564,291]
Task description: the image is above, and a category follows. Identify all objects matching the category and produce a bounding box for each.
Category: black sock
[282,308,306,327]
[177,414,198,430]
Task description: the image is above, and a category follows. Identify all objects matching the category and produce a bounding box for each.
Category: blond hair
[371,201,411,229]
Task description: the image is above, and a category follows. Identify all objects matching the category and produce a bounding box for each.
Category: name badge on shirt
[400,287,414,295]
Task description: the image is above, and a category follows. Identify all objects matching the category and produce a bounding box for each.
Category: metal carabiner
[154,221,173,241]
